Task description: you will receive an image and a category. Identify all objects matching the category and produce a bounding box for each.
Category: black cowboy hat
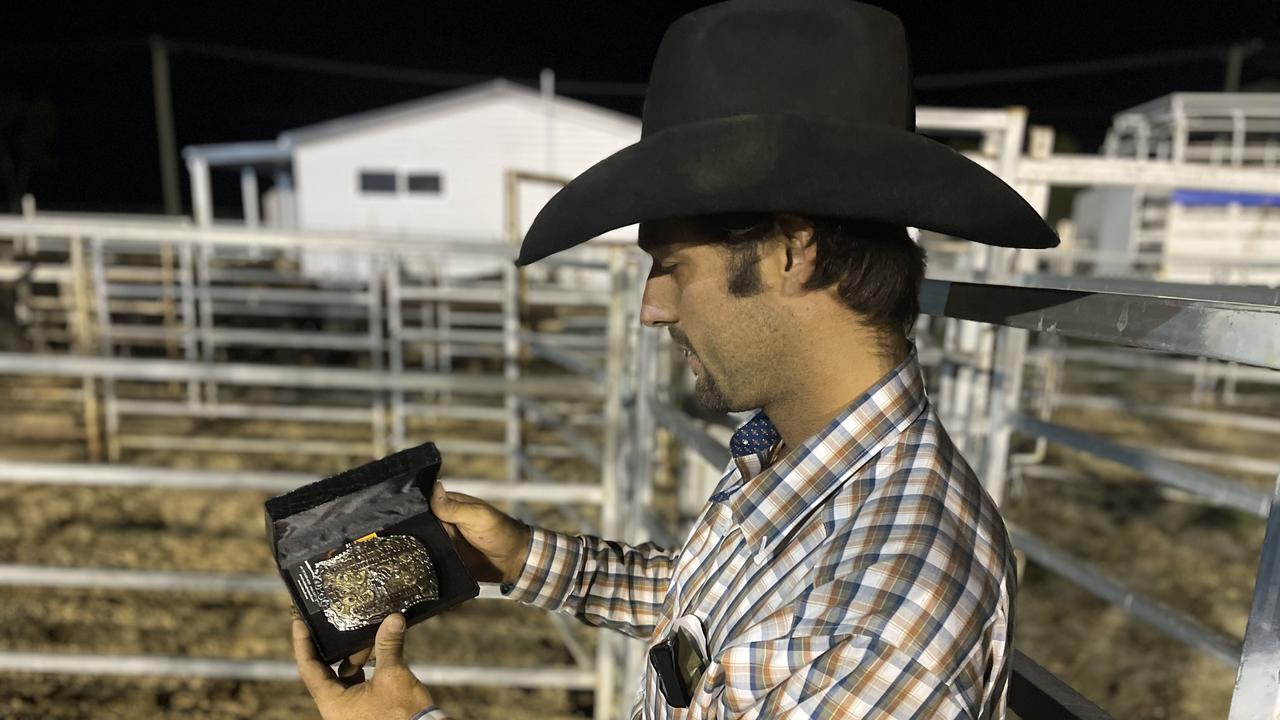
[515,0,1059,266]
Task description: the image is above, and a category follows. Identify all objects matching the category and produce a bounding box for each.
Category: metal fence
[0,213,646,720]
[3,102,1280,718]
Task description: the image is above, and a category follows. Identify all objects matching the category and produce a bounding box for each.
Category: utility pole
[150,35,181,215]
[1223,39,1264,92]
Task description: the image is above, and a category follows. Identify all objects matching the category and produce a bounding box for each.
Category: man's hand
[430,481,532,584]
[292,614,434,720]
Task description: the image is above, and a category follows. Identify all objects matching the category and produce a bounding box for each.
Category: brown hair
[690,213,926,357]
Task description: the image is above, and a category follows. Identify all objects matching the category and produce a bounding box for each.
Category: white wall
[1070,186,1138,276]
[293,94,638,241]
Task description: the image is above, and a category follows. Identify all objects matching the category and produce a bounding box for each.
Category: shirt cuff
[411,706,449,720]
[500,526,583,611]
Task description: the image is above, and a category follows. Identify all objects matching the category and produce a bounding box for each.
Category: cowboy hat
[516,0,1059,266]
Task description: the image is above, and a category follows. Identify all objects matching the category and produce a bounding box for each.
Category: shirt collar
[725,345,929,553]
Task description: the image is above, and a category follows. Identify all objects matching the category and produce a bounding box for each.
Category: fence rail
[5,103,1280,717]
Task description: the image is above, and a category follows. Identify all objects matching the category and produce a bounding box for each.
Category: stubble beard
[693,368,733,414]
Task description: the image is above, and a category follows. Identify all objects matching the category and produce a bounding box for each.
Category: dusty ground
[1,348,1277,719]
[0,376,603,719]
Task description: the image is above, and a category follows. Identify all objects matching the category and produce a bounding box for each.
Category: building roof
[1117,92,1280,122]
[182,140,292,168]
[279,78,641,146]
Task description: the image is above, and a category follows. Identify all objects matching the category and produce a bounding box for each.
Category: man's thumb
[373,613,406,669]
[431,483,477,526]
[430,482,458,520]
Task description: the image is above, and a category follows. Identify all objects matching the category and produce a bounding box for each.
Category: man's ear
[774,214,817,292]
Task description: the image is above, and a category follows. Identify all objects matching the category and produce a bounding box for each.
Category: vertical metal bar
[1224,361,1240,406]
[90,237,120,462]
[501,259,522,487]
[1171,104,1188,165]
[595,245,629,720]
[158,243,179,359]
[177,242,199,405]
[1230,110,1247,168]
[937,317,958,433]
[68,235,102,462]
[240,167,260,228]
[1228,472,1280,720]
[983,115,1046,498]
[621,262,658,710]
[966,106,1028,475]
[951,320,979,456]
[187,158,212,227]
[437,259,452,402]
[503,170,524,489]
[367,255,387,458]
[981,326,1029,505]
[419,255,437,375]
[386,253,406,451]
[196,241,216,403]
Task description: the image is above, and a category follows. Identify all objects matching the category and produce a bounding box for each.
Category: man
[291,0,1058,717]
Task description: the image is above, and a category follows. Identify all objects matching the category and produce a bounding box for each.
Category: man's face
[638,218,785,413]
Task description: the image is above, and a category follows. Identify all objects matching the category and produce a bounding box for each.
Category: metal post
[90,237,120,462]
[272,170,296,230]
[367,256,387,458]
[437,259,452,401]
[69,235,102,462]
[19,194,37,256]
[177,242,199,405]
[196,241,216,402]
[595,245,629,720]
[503,171,524,489]
[1228,472,1280,720]
[187,157,212,227]
[621,280,659,709]
[386,254,406,451]
[1224,43,1248,93]
[501,259,522,487]
[240,167,260,227]
[1171,104,1188,165]
[149,36,181,216]
[981,326,1029,505]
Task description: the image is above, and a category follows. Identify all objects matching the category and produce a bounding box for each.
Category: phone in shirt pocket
[649,614,710,709]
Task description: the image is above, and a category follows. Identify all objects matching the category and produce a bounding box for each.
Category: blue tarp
[1171,189,1280,207]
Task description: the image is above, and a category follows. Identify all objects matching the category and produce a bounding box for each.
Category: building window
[359,171,397,193]
[407,173,442,194]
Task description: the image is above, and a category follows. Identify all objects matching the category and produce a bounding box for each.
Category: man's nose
[639,276,677,327]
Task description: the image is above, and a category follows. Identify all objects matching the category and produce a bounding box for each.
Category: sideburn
[724,242,764,296]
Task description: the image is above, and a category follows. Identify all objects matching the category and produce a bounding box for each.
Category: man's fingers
[342,645,373,671]
[371,613,408,670]
[336,645,372,685]
[291,619,339,699]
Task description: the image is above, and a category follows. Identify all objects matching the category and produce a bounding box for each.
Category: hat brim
[516,113,1058,266]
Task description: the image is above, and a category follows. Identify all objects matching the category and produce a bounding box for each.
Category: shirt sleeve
[501,526,676,640]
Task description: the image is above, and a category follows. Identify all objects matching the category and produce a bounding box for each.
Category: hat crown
[642,0,915,138]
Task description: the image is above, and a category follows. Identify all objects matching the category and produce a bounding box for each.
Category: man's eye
[653,263,678,277]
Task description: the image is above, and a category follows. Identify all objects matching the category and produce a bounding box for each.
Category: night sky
[3,0,1277,215]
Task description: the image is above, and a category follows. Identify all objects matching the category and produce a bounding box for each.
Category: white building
[1070,92,1280,284]
[183,79,641,279]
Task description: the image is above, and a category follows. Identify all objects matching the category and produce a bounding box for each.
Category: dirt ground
[0,376,603,719]
[1,350,1277,719]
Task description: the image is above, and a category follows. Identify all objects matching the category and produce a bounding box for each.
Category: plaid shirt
[423,347,1015,719]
